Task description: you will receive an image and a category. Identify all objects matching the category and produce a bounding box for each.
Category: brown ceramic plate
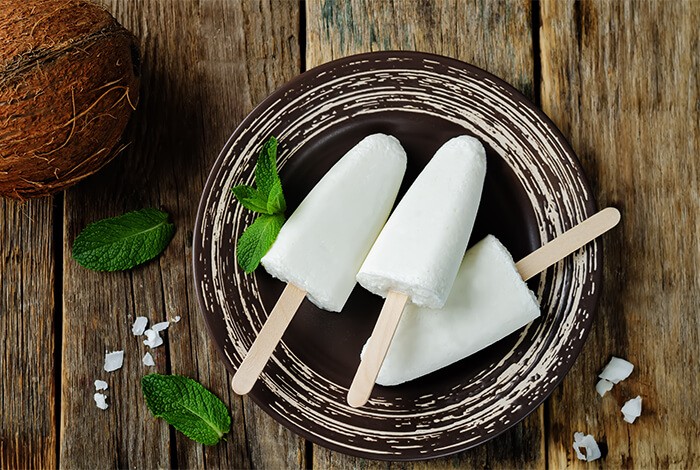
[193,51,599,461]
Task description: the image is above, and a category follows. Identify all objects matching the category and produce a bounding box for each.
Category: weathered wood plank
[60,0,303,468]
[307,0,536,99]
[306,1,542,467]
[0,199,57,469]
[540,0,700,467]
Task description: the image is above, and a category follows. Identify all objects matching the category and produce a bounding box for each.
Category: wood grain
[0,198,56,469]
[232,283,307,396]
[540,0,700,467]
[515,207,621,281]
[306,1,543,468]
[347,291,408,408]
[307,0,536,99]
[59,1,303,468]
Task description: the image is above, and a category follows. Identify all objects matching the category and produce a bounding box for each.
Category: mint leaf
[72,208,175,271]
[141,374,231,446]
[232,136,287,273]
[231,185,272,214]
[236,213,285,273]
[266,179,286,214]
[255,136,279,198]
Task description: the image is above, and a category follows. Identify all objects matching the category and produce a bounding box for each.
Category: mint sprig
[236,213,285,273]
[231,136,287,273]
[230,186,271,214]
[72,208,175,271]
[141,374,231,446]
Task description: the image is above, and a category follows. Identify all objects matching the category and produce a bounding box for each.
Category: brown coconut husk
[0,0,140,199]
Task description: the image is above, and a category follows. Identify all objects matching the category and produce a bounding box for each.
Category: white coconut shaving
[573,432,601,461]
[142,352,155,366]
[104,350,124,372]
[143,329,163,349]
[599,357,634,384]
[94,393,108,410]
[172,315,181,323]
[151,321,170,332]
[132,316,148,336]
[94,379,108,391]
[621,396,642,423]
[596,378,615,397]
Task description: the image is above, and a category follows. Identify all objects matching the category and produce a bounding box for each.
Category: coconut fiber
[0,0,140,199]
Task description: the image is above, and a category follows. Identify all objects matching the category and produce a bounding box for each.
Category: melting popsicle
[232,133,407,395]
[363,207,621,387]
[348,135,487,406]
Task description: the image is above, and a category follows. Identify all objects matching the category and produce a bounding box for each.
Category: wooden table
[2,1,698,468]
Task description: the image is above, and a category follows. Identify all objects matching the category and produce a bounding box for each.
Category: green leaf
[236,213,285,273]
[255,136,279,198]
[232,136,287,273]
[266,179,286,214]
[141,374,231,446]
[72,208,175,271]
[231,185,272,214]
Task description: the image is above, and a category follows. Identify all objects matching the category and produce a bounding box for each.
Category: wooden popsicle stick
[231,282,306,395]
[347,290,409,408]
[515,207,621,281]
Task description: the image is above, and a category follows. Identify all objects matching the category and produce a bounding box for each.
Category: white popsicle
[363,206,622,387]
[367,235,540,386]
[262,133,407,312]
[348,135,486,407]
[357,135,487,309]
[233,133,407,396]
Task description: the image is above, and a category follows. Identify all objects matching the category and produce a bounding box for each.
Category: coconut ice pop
[366,207,622,386]
[347,135,487,407]
[261,134,407,311]
[356,136,487,308]
[232,134,407,395]
[368,235,540,386]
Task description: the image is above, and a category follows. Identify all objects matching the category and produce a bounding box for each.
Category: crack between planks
[532,1,549,468]
[53,193,64,468]
[532,0,542,108]
[299,1,312,468]
[300,0,307,73]
[156,256,179,468]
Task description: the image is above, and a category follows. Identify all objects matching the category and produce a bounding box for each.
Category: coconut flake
[596,378,614,397]
[143,329,163,349]
[172,315,181,323]
[94,393,108,410]
[94,379,108,391]
[104,350,124,372]
[621,396,642,423]
[132,316,148,336]
[152,321,170,332]
[573,432,601,461]
[142,352,155,366]
[599,357,634,384]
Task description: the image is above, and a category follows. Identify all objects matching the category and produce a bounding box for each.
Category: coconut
[103,350,124,372]
[132,316,148,336]
[142,352,155,367]
[621,396,642,423]
[0,0,140,199]
[573,432,602,462]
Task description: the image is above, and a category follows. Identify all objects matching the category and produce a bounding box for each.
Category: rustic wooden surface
[0,198,56,469]
[1,0,698,468]
[540,1,700,468]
